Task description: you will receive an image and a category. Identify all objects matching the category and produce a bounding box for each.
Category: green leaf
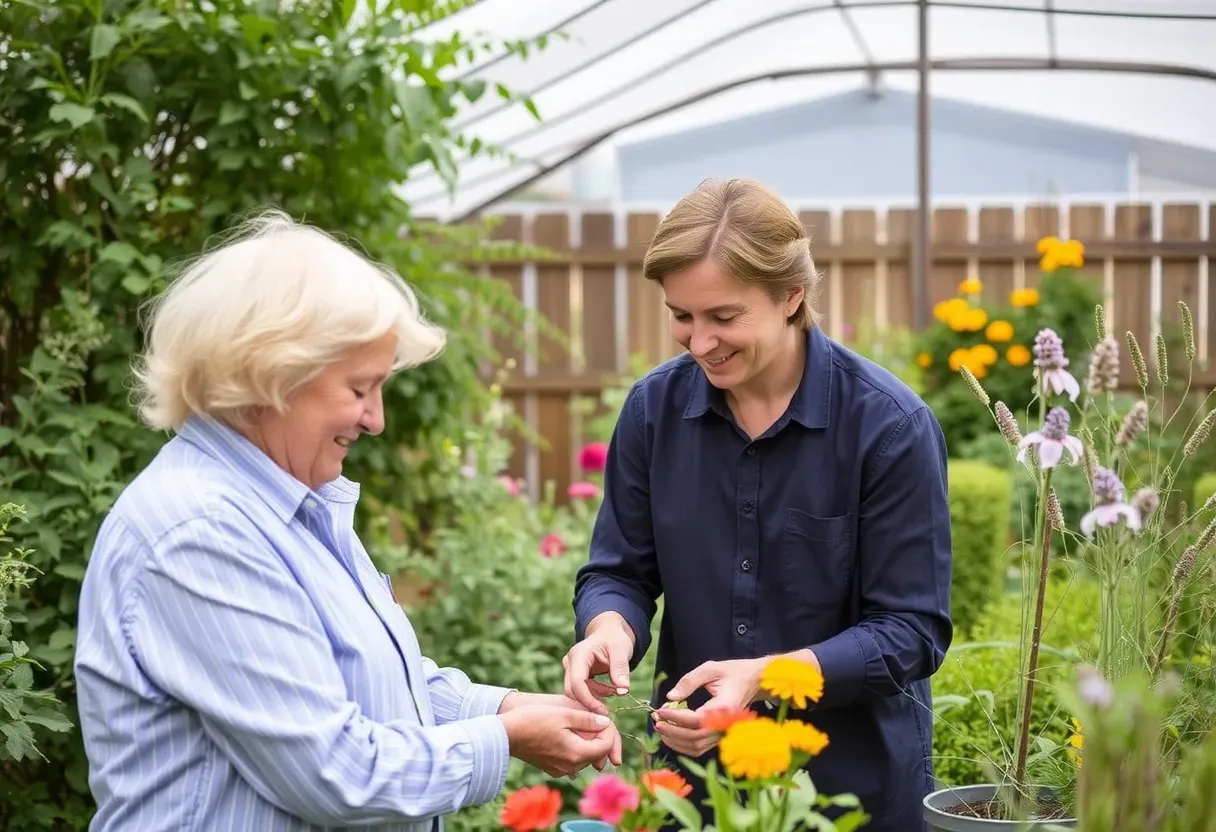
[99,241,140,266]
[339,0,357,26]
[89,24,122,61]
[100,93,149,123]
[653,790,703,830]
[52,563,87,581]
[462,79,486,103]
[121,274,151,295]
[48,103,95,129]
[239,14,278,48]
[24,709,73,734]
[160,194,195,213]
[219,101,248,126]
[239,80,257,101]
[47,629,75,652]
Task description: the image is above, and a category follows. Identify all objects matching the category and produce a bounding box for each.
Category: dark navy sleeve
[573,383,662,668]
[811,405,954,707]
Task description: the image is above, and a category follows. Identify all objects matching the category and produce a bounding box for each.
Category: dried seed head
[1179,301,1196,362]
[1127,331,1148,389]
[1080,428,1099,488]
[1047,489,1065,530]
[1131,487,1160,519]
[1094,304,1108,342]
[1116,400,1149,447]
[1172,547,1197,587]
[1194,516,1216,551]
[1155,333,1169,385]
[1203,492,1216,513]
[1184,409,1216,457]
[960,366,990,406]
[995,401,1022,445]
[1086,337,1120,394]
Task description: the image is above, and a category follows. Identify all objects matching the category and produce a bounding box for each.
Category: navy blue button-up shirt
[573,324,953,832]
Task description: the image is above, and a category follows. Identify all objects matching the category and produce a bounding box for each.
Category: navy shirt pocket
[780,508,856,611]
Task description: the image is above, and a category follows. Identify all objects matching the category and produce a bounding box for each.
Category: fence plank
[886,209,915,330]
[1113,204,1154,387]
[978,207,1014,308]
[581,212,619,375]
[1160,204,1202,380]
[841,209,876,337]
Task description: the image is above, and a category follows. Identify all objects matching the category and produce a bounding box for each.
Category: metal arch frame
[442,56,1216,330]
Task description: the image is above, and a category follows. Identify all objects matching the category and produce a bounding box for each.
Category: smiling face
[663,258,803,392]
[245,333,396,489]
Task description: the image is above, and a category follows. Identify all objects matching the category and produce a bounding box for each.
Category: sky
[401,0,1216,215]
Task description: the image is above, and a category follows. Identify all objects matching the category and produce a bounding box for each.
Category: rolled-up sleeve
[125,514,510,826]
[573,384,662,666]
[422,658,514,723]
[811,405,954,708]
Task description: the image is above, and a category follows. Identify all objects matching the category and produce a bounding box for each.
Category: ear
[786,286,805,316]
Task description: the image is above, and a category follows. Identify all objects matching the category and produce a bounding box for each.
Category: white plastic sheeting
[404,0,1216,219]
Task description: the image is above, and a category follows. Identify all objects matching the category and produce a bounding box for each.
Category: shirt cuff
[575,593,651,667]
[452,714,511,809]
[460,683,516,720]
[810,628,869,708]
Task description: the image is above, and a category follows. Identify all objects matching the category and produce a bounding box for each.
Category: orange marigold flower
[641,768,692,798]
[719,717,791,780]
[985,320,1014,342]
[500,785,562,832]
[1006,344,1032,367]
[1036,235,1061,254]
[760,657,824,708]
[1010,288,1040,308]
[782,719,830,756]
[948,347,970,371]
[970,343,998,365]
[701,707,757,733]
[959,277,982,295]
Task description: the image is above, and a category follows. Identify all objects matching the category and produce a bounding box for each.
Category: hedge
[947,459,1014,637]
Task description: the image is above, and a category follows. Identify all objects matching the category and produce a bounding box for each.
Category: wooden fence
[455,199,1216,503]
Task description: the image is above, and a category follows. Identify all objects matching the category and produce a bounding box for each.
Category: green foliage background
[945,459,1013,636]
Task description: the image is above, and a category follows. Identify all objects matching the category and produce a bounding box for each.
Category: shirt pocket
[780,508,856,610]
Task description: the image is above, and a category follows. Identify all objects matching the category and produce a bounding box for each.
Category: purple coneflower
[1017,406,1084,469]
[1033,328,1080,402]
[1080,466,1142,537]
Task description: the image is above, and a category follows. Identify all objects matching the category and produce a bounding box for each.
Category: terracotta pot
[923,784,1077,831]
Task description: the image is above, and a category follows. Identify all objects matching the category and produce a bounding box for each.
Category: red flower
[567,481,600,500]
[700,707,758,733]
[500,784,562,832]
[579,773,639,824]
[540,532,567,558]
[578,441,609,473]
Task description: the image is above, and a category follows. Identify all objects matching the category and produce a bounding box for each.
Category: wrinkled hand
[562,612,636,715]
[499,692,622,771]
[499,705,622,779]
[652,658,764,757]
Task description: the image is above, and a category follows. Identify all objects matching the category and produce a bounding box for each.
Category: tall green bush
[947,459,1013,636]
[0,1,548,826]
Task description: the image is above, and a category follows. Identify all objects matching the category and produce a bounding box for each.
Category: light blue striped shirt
[75,415,514,831]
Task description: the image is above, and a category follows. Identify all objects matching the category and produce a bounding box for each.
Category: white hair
[133,209,446,431]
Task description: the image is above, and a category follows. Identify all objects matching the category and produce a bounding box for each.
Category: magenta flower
[1017,406,1083,469]
[539,532,566,558]
[579,774,639,825]
[1077,665,1114,708]
[498,474,521,496]
[1080,466,1142,537]
[568,481,600,499]
[577,441,609,473]
[1033,328,1080,402]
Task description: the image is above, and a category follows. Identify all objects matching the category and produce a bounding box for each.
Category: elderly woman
[74,212,620,831]
[563,178,953,831]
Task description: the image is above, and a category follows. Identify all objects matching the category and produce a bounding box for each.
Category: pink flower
[577,442,609,473]
[540,533,566,558]
[567,481,600,500]
[498,475,521,496]
[579,774,639,825]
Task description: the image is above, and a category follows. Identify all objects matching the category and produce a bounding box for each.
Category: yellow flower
[1010,288,1039,308]
[915,352,932,368]
[719,717,791,780]
[782,720,830,756]
[959,277,982,295]
[1067,717,1084,767]
[948,347,970,371]
[970,344,998,365]
[985,320,1014,342]
[1006,344,1031,366]
[933,297,969,323]
[760,657,824,708]
[1038,236,1085,272]
[967,361,988,380]
[1036,236,1061,254]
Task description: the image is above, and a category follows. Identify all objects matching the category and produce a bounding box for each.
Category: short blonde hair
[133,209,446,431]
[642,178,822,329]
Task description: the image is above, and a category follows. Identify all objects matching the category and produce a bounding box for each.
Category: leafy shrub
[947,460,1013,635]
[931,577,1097,789]
[0,1,548,826]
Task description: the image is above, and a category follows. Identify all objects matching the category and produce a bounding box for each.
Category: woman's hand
[651,658,765,757]
[498,692,623,772]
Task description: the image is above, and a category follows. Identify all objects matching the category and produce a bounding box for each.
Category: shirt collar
[177,415,362,524]
[683,324,833,430]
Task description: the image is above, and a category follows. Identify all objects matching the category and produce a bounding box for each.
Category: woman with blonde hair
[563,178,952,831]
[75,211,620,831]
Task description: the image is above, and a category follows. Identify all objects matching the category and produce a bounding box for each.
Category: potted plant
[923,240,1215,828]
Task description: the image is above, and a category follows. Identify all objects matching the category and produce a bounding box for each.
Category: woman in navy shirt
[563,177,953,832]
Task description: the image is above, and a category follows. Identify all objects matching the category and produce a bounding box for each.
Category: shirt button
[741,500,755,514]
[736,624,748,635]
[746,446,756,456]
[741,559,752,572]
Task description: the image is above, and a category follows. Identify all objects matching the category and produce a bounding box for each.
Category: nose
[689,325,718,358]
[359,389,386,436]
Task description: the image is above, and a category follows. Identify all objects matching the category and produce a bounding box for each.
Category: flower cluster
[1036,235,1086,272]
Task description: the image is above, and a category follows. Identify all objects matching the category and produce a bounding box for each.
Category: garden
[2,1,1215,830]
